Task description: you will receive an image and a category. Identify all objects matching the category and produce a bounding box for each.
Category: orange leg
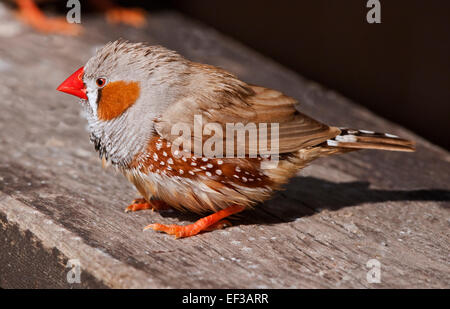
[94,0,147,28]
[15,0,82,36]
[105,7,147,28]
[145,205,245,238]
[125,198,171,213]
[204,220,232,231]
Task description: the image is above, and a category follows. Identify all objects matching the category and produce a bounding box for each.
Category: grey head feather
[81,40,190,167]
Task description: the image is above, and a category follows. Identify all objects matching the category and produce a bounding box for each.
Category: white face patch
[86,86,98,117]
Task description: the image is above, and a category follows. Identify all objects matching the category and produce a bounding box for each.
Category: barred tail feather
[324,128,415,152]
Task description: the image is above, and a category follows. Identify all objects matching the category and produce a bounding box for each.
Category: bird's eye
[96,78,106,88]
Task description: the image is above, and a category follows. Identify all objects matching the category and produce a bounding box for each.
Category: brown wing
[154,64,339,156]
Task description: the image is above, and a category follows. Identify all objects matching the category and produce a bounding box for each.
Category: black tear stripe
[96,87,103,106]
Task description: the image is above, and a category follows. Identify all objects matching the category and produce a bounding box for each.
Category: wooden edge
[0,192,159,289]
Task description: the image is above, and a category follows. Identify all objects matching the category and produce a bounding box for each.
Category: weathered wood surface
[0,4,449,288]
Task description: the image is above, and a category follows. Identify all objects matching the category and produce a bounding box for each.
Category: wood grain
[0,5,448,288]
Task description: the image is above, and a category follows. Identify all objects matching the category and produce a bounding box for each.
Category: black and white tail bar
[325,128,415,152]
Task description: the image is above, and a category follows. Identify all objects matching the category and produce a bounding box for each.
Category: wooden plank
[0,6,448,288]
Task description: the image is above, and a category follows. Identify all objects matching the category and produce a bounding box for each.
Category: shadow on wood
[155,176,450,226]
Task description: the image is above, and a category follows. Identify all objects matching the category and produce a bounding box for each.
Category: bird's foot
[144,205,244,238]
[16,0,82,36]
[125,198,171,213]
[105,7,147,28]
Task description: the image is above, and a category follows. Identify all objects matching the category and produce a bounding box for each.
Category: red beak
[57,66,87,99]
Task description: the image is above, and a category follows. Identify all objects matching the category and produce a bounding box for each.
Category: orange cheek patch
[97,81,140,120]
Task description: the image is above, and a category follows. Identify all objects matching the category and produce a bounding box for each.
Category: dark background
[52,0,450,149]
[158,0,450,150]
